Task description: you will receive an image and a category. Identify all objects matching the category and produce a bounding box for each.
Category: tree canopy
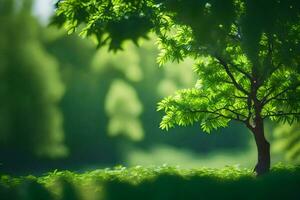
[54,0,300,132]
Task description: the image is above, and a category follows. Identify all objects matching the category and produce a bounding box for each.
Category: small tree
[54,0,300,175]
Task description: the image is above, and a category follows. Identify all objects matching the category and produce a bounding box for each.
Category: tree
[54,0,300,175]
[0,0,67,160]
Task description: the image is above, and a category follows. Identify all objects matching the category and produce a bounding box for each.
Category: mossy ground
[1,164,299,200]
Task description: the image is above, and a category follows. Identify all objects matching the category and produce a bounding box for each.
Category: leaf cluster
[53,0,159,50]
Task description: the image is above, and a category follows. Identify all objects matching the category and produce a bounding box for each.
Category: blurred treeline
[0,0,298,174]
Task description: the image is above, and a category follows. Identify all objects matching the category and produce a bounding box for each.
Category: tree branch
[215,55,249,95]
[262,85,297,106]
[232,94,248,99]
[223,107,248,119]
[263,112,300,119]
[260,64,285,103]
[188,107,247,123]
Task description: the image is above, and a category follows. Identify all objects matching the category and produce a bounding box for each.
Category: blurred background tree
[273,123,300,164]
[0,0,67,165]
[2,0,299,174]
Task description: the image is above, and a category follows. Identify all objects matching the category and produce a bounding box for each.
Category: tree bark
[251,120,270,176]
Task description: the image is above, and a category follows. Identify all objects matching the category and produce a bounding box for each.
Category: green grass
[1,165,299,200]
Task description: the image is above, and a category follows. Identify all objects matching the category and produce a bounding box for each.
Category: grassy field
[1,165,299,200]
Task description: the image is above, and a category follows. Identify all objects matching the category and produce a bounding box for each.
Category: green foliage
[54,0,300,134]
[53,0,158,50]
[158,52,300,132]
[154,0,300,132]
[0,0,67,158]
[1,165,300,200]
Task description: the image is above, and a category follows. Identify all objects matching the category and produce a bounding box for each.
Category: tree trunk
[251,121,270,176]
